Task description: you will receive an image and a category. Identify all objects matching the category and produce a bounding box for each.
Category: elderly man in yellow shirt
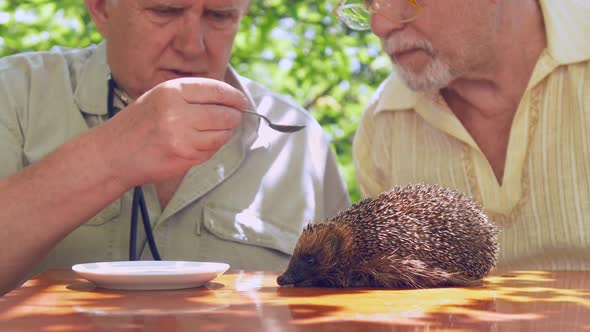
[337,0,590,270]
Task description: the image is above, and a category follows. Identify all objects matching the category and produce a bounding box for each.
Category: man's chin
[394,67,429,91]
[394,63,453,92]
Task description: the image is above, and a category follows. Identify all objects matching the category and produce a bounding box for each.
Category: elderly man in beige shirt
[0,0,350,294]
[342,0,590,270]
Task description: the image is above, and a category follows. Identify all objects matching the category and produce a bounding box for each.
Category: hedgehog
[277,183,499,288]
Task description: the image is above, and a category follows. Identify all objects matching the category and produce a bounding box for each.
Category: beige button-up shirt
[0,42,350,275]
[353,0,590,270]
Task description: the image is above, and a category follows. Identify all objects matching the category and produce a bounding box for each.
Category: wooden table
[1,270,589,331]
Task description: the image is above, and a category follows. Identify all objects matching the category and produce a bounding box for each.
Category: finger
[183,104,244,131]
[167,77,249,111]
[188,129,233,151]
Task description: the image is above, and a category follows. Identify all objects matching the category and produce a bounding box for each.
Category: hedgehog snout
[277,264,310,286]
[276,274,289,286]
[277,271,297,286]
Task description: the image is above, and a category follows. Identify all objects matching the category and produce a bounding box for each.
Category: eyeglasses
[334,0,423,31]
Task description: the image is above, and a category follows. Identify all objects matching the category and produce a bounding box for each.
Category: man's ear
[84,0,110,38]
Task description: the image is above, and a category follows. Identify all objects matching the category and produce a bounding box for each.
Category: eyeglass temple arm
[408,0,422,12]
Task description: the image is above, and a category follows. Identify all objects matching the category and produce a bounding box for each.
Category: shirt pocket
[83,199,122,226]
[202,204,301,255]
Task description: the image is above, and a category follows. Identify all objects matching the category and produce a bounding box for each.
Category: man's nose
[173,14,206,57]
[370,0,416,37]
[371,14,404,38]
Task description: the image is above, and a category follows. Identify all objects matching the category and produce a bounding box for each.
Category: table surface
[1,269,590,332]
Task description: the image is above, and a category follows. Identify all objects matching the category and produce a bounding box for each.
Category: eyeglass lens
[337,0,423,31]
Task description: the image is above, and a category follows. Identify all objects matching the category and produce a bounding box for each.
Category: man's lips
[392,48,421,58]
[163,69,205,77]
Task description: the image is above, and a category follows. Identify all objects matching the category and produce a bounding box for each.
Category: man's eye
[205,10,238,26]
[151,6,184,16]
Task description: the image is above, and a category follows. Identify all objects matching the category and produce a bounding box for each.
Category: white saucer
[72,261,230,290]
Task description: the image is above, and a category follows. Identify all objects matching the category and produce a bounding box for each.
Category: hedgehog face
[277,253,323,287]
[277,223,341,287]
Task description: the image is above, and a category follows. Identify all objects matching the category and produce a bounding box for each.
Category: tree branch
[303,82,339,110]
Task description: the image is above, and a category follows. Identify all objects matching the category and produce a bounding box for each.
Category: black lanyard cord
[129,186,140,261]
[107,77,162,261]
[129,186,162,260]
[107,78,116,119]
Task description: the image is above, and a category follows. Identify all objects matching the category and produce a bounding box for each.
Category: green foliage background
[0,0,393,202]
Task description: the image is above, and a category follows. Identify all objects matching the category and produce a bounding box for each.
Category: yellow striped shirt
[353,0,590,270]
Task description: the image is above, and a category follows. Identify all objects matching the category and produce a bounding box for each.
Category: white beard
[395,56,454,92]
[383,36,456,92]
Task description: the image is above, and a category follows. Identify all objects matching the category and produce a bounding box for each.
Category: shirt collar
[372,70,417,114]
[542,0,590,65]
[74,40,110,115]
[373,0,590,115]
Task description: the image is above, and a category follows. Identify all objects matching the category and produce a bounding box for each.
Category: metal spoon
[244,110,305,133]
